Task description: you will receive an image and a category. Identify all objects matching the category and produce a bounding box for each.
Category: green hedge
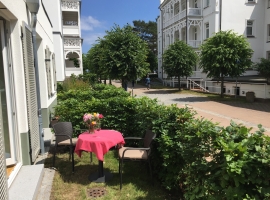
[53,83,270,199]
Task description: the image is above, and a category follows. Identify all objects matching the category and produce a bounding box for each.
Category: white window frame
[246,20,255,37]
[205,23,209,39]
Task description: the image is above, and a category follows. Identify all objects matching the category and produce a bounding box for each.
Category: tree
[255,58,270,84]
[101,24,150,87]
[87,43,107,83]
[133,20,157,71]
[200,30,253,98]
[163,40,198,90]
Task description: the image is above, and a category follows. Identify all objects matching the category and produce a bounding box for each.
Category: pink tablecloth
[74,129,125,161]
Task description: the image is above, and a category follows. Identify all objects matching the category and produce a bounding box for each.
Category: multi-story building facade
[0,0,66,198]
[44,0,83,81]
[158,0,270,99]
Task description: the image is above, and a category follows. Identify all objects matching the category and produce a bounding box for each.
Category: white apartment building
[158,0,270,99]
[43,0,84,81]
[0,0,61,198]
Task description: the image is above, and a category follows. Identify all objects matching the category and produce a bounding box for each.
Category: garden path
[112,80,270,136]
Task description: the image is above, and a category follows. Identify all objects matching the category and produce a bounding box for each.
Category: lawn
[44,147,176,200]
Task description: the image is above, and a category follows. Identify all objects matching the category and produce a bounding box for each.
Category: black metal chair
[52,122,78,172]
[118,130,156,189]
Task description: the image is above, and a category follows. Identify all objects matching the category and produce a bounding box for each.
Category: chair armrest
[124,137,143,140]
[54,134,72,139]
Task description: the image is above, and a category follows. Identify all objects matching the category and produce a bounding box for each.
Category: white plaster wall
[53,34,66,81]
[35,0,56,109]
[0,0,56,141]
[43,0,62,32]
[212,82,270,99]
[222,0,265,63]
[63,26,80,35]
[264,1,270,57]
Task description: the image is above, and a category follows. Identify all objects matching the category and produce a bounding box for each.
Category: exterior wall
[41,97,57,128]
[264,0,270,58]
[43,0,66,82]
[158,0,270,98]
[222,0,265,63]
[0,0,56,191]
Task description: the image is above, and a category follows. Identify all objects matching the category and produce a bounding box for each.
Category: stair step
[9,165,44,200]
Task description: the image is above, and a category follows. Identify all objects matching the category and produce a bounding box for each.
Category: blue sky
[80,0,160,53]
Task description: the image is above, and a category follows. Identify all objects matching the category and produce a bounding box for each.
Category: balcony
[62,11,80,36]
[188,40,201,48]
[163,8,202,29]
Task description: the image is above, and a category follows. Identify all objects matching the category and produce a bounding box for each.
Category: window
[194,0,198,8]
[181,1,186,11]
[194,27,197,40]
[267,51,270,59]
[268,0,270,7]
[246,20,254,37]
[205,0,210,8]
[205,23,209,39]
[247,0,255,2]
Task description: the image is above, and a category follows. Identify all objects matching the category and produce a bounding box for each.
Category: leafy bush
[53,84,270,199]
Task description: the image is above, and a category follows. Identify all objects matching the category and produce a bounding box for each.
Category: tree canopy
[255,58,270,84]
[89,24,150,85]
[133,20,157,71]
[200,30,253,97]
[163,40,198,90]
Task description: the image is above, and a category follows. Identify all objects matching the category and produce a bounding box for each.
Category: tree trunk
[109,79,112,85]
[220,75,224,98]
[178,75,181,91]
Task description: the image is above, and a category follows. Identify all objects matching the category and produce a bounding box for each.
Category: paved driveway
[113,80,270,136]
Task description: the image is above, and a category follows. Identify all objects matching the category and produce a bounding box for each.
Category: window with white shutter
[22,23,40,162]
[52,53,57,92]
[45,47,52,98]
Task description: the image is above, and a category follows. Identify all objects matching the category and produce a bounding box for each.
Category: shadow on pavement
[213,101,270,113]
[171,96,210,103]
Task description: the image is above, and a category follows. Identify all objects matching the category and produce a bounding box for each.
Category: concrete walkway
[113,80,270,136]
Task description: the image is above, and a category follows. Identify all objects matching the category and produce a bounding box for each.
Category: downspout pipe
[159,7,164,79]
[186,0,188,44]
[26,0,45,156]
[219,0,222,31]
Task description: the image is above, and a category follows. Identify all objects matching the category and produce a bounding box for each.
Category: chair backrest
[143,130,156,148]
[53,122,73,144]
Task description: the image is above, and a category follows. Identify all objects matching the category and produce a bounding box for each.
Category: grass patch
[45,147,174,200]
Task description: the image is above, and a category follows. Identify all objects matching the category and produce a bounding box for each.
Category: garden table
[75,129,125,182]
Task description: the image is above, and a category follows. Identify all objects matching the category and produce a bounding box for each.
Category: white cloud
[81,16,103,31]
[83,32,105,46]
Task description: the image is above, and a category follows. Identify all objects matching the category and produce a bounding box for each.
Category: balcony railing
[63,20,78,26]
[188,8,201,16]
[163,8,202,29]
[64,38,81,47]
[188,40,201,48]
[61,1,79,10]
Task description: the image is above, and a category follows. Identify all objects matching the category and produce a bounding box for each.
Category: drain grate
[87,187,106,198]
